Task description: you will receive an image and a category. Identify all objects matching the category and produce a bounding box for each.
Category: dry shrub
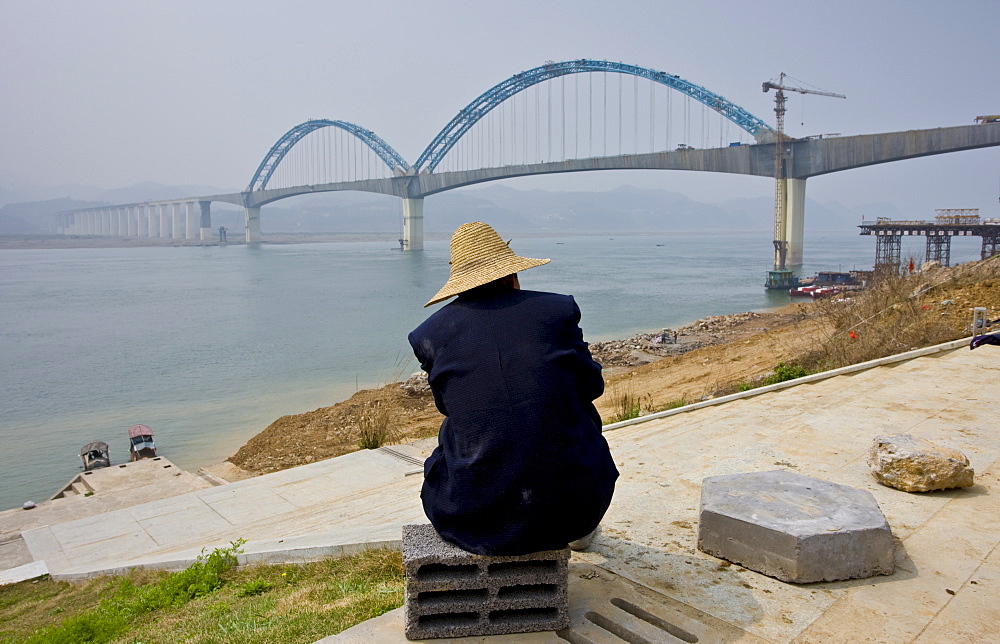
[800,270,967,370]
[354,400,399,449]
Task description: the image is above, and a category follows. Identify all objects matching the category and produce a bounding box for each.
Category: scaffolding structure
[861,216,1000,273]
[934,208,980,225]
[925,234,952,266]
[874,234,902,271]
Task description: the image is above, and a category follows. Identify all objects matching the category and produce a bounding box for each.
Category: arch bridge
[59,60,1000,266]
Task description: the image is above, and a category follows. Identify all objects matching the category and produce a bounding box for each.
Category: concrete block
[697,470,894,583]
[402,524,569,640]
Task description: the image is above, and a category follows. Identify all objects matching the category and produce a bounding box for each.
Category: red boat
[127,424,157,461]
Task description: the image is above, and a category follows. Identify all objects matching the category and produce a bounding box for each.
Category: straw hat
[425,222,550,307]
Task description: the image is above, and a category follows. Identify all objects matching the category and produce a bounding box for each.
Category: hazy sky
[2,0,998,214]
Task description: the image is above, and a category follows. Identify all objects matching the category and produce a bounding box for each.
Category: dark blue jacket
[408,287,618,555]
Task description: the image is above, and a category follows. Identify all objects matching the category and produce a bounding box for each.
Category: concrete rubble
[868,433,975,492]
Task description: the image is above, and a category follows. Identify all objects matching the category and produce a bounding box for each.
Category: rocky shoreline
[588,311,769,367]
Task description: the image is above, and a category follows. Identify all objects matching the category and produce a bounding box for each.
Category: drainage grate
[555,563,766,643]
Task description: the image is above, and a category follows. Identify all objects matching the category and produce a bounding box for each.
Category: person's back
[409,222,618,555]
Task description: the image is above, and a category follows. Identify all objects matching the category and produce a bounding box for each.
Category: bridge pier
[137,207,148,237]
[784,178,807,267]
[171,203,182,239]
[185,202,197,239]
[402,198,424,251]
[199,201,212,240]
[245,206,261,243]
[160,203,170,239]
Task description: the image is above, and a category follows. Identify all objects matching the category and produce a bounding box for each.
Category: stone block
[868,434,974,492]
[402,523,569,640]
[697,470,894,583]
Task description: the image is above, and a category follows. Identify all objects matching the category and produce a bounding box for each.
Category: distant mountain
[95,181,239,204]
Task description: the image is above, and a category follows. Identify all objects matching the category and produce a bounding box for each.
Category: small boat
[765,269,800,290]
[127,424,157,461]
[80,441,111,471]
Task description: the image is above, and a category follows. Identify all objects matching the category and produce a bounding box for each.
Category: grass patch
[354,400,399,450]
[0,547,404,644]
[737,362,810,392]
[660,397,689,411]
[604,382,643,424]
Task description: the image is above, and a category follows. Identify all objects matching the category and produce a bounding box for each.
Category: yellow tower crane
[763,73,845,272]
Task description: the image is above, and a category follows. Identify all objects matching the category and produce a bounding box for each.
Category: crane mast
[763,73,846,270]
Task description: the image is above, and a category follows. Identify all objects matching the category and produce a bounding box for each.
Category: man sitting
[408,221,619,556]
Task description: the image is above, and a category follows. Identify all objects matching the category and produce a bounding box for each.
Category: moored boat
[128,424,157,461]
[80,441,111,471]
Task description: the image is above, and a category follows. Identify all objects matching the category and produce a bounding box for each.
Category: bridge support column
[402,198,424,251]
[199,201,212,240]
[160,203,173,239]
[136,205,148,237]
[245,206,261,243]
[172,203,183,239]
[119,208,128,237]
[109,209,118,236]
[185,202,197,239]
[88,212,97,235]
[101,210,111,236]
[784,178,807,267]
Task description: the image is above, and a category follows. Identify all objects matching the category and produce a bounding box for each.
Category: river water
[2,229,962,510]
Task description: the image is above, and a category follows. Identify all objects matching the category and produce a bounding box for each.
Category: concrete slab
[697,470,894,583]
[20,447,425,578]
[0,560,49,586]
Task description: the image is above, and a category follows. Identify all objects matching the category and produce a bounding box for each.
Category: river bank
[217,255,1000,479]
[219,302,818,476]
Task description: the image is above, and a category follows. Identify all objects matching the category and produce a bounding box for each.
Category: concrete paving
[330,344,1000,642]
[14,447,427,579]
[3,342,998,642]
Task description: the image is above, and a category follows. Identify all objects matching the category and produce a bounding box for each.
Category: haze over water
[2,230,982,510]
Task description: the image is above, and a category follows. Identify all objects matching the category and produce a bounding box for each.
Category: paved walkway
[16,447,427,579]
[4,342,999,642]
[332,344,1000,642]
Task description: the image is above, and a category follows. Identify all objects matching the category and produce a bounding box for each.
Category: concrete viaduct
[55,58,1000,267]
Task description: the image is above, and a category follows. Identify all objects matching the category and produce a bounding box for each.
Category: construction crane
[763,73,846,271]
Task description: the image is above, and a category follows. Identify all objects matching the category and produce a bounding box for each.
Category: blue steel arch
[247,119,409,192]
[414,59,774,173]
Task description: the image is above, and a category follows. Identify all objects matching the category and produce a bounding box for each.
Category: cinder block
[697,470,894,583]
[402,524,569,640]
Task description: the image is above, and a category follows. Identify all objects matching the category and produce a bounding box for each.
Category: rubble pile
[589,311,768,368]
